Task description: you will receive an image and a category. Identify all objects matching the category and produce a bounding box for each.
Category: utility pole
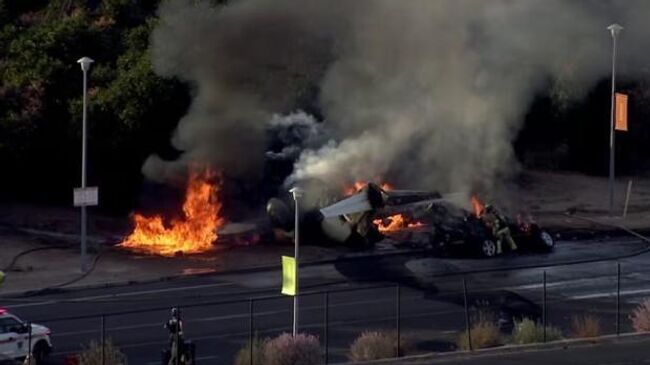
[77,57,94,272]
[289,187,303,336]
[607,24,623,216]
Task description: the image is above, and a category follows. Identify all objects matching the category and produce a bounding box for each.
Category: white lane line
[147,355,221,365]
[498,277,613,292]
[6,282,236,309]
[52,308,465,356]
[570,288,650,300]
[54,310,280,337]
[51,295,444,337]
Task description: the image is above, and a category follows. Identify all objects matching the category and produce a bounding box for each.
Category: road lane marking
[6,282,236,308]
[51,310,464,356]
[569,287,650,300]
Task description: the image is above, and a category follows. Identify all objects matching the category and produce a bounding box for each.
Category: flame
[373,214,424,233]
[344,181,393,196]
[119,169,225,256]
[471,195,485,218]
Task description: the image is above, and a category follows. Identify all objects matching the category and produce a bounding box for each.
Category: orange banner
[615,93,628,131]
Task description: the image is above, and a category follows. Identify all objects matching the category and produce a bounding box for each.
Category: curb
[335,332,650,364]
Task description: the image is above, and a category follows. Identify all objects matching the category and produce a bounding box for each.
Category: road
[3,238,650,364]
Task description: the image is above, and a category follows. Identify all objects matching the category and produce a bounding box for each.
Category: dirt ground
[518,170,650,234]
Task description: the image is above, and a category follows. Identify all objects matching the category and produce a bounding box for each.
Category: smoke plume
[145,0,650,195]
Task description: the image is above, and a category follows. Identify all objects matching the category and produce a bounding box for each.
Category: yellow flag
[0,271,5,286]
[281,256,296,296]
[615,93,628,131]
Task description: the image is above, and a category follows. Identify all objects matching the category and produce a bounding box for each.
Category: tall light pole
[289,186,303,337]
[77,57,93,272]
[607,24,622,216]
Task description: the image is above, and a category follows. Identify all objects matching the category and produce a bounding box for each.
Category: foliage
[456,312,502,351]
[631,299,650,332]
[570,314,602,339]
[78,339,126,365]
[263,333,321,365]
[511,317,563,344]
[0,1,188,209]
[348,330,410,362]
[233,334,268,365]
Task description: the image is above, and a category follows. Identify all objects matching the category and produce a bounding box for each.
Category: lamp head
[289,187,304,200]
[607,23,623,37]
[77,57,94,72]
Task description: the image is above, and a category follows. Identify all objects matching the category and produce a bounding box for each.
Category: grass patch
[348,330,411,361]
[456,312,502,350]
[631,298,650,332]
[511,317,563,344]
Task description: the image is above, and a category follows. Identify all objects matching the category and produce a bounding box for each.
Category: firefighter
[483,205,517,255]
[165,307,184,365]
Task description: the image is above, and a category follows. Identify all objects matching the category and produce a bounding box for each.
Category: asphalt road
[3,238,650,365]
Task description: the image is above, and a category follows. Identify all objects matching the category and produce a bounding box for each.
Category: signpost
[73,187,99,207]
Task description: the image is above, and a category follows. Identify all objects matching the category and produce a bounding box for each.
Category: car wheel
[32,341,49,365]
[540,231,555,250]
[481,239,497,257]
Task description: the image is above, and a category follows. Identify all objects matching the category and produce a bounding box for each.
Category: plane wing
[320,183,443,218]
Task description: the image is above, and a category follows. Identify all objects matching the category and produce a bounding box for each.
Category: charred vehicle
[384,201,555,257]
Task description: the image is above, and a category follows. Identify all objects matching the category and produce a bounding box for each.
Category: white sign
[73,187,99,207]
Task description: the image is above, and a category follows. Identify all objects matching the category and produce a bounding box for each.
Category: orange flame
[471,195,485,218]
[344,181,393,196]
[373,214,424,233]
[119,169,225,256]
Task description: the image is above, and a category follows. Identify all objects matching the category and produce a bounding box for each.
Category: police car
[0,308,52,364]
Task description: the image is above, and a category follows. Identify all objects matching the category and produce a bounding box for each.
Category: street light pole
[607,24,623,216]
[77,57,94,272]
[289,187,303,337]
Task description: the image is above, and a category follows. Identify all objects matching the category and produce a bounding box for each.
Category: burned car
[392,202,555,257]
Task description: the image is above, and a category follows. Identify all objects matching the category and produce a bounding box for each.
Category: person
[165,307,184,365]
[482,205,517,255]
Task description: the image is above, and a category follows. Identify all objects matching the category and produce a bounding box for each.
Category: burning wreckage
[242,182,555,257]
[118,171,553,257]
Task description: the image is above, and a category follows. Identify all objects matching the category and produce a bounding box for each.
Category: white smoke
[146,0,649,194]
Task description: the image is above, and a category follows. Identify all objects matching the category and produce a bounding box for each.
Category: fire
[373,214,424,233]
[119,169,225,257]
[344,181,393,196]
[471,195,485,218]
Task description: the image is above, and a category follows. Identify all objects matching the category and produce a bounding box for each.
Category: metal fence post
[249,298,254,365]
[396,284,401,358]
[27,322,32,365]
[616,262,621,336]
[101,315,106,365]
[462,277,472,351]
[324,291,329,364]
[543,270,547,343]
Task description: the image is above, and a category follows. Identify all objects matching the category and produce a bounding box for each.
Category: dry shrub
[456,312,502,350]
[571,315,602,339]
[511,317,563,344]
[234,334,268,365]
[348,330,411,361]
[631,298,650,332]
[263,333,321,365]
[78,339,126,365]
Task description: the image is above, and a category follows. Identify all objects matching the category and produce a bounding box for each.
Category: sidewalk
[372,334,650,365]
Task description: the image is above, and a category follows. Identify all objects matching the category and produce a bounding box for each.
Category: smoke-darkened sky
[143,0,649,196]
